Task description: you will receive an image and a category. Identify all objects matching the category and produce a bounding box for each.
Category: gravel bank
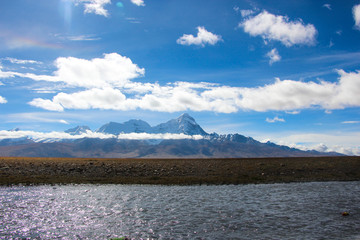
[0,156,359,185]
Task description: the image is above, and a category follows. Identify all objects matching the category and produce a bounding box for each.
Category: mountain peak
[93,113,208,136]
[96,119,152,135]
[179,113,191,118]
[153,113,208,136]
[177,113,196,124]
[65,126,91,135]
[9,128,21,132]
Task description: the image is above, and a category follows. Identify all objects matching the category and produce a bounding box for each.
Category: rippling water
[0,182,359,239]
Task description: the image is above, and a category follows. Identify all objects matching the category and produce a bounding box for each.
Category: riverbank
[0,156,359,185]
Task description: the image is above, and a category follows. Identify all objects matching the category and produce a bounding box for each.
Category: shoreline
[0,156,359,185]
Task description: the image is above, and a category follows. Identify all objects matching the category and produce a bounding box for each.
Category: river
[0,182,359,239]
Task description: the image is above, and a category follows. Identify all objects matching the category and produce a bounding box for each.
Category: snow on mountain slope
[96,119,152,135]
[153,113,208,135]
[0,113,343,157]
[65,126,91,135]
[97,113,208,136]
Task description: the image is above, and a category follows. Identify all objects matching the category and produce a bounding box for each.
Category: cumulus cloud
[353,4,360,29]
[28,98,66,112]
[29,88,129,112]
[266,48,281,65]
[240,10,317,47]
[131,0,145,6]
[0,129,203,141]
[26,68,360,113]
[0,96,7,104]
[13,53,360,113]
[266,116,285,123]
[177,26,222,47]
[21,53,145,88]
[72,0,111,17]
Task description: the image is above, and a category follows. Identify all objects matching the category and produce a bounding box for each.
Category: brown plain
[0,156,359,185]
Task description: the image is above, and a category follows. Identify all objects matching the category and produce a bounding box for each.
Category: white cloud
[177,26,222,47]
[125,17,141,24]
[21,53,145,88]
[353,4,360,30]
[266,116,285,123]
[285,110,300,115]
[204,70,360,112]
[0,96,7,104]
[2,57,42,65]
[33,87,57,94]
[26,69,360,113]
[3,112,75,124]
[117,132,203,140]
[325,110,332,114]
[14,53,360,113]
[0,66,15,78]
[270,132,360,155]
[240,9,255,17]
[66,35,101,41]
[0,129,203,141]
[342,121,360,124]
[131,0,145,7]
[59,119,70,124]
[28,98,65,112]
[240,10,317,47]
[73,0,111,17]
[323,4,331,10]
[0,129,114,141]
[29,88,130,112]
[266,48,281,65]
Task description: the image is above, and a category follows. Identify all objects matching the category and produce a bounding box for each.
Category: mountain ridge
[0,113,343,158]
[94,113,208,136]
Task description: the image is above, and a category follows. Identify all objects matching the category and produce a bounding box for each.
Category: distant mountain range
[96,113,207,136]
[0,113,342,158]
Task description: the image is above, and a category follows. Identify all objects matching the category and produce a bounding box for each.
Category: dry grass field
[0,156,359,185]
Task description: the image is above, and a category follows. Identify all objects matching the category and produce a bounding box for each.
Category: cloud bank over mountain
[0,1,359,157]
[0,114,348,157]
[4,53,356,113]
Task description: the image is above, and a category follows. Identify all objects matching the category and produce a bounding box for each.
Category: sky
[0,0,360,155]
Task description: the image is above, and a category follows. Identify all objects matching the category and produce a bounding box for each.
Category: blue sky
[0,0,360,155]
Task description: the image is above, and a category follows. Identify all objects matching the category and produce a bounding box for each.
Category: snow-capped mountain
[0,113,343,158]
[96,120,152,134]
[65,126,91,135]
[152,113,208,135]
[95,113,208,136]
